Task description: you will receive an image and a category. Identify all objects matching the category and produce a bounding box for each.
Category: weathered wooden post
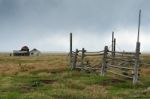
[70,33,72,68]
[111,32,116,64]
[112,32,114,57]
[81,48,85,70]
[101,46,108,76]
[133,42,140,85]
[113,38,116,57]
[133,10,141,85]
[72,49,78,70]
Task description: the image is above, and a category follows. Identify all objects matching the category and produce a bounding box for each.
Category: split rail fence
[69,10,144,85]
[70,44,140,85]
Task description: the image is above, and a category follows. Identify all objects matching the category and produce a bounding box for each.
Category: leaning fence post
[72,49,78,70]
[101,46,108,76]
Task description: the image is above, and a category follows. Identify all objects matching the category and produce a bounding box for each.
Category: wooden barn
[30,48,41,56]
[13,46,30,56]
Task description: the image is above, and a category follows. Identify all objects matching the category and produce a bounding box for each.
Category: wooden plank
[84,53,104,56]
[76,66,100,70]
[141,63,150,66]
[107,70,133,79]
[85,51,104,53]
[109,51,136,54]
[107,57,131,60]
[107,64,134,70]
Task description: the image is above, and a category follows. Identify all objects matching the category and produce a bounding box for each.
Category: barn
[30,48,41,56]
[13,46,30,56]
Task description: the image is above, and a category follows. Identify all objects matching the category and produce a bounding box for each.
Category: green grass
[0,69,109,98]
[0,53,150,99]
[0,69,149,99]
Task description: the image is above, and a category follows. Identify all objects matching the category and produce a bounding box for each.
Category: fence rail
[107,64,134,70]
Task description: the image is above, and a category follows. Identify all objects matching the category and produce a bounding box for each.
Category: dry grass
[0,53,149,76]
[0,53,68,75]
[0,53,150,99]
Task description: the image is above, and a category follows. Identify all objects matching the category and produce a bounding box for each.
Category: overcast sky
[0,0,150,52]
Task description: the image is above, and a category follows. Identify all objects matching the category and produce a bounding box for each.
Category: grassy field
[0,53,150,99]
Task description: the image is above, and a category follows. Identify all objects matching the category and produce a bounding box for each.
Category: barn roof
[21,46,29,51]
[30,48,40,52]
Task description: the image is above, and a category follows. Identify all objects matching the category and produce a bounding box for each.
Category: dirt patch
[39,80,57,84]
[20,80,57,93]
[31,79,57,87]
[100,78,125,86]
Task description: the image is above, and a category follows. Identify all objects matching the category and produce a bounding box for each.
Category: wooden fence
[70,45,140,85]
[69,30,141,85]
[69,10,144,85]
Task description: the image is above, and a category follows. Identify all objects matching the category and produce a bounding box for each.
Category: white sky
[0,0,149,52]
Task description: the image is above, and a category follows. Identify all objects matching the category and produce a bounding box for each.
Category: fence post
[70,33,73,68]
[113,38,116,57]
[133,10,141,85]
[81,48,85,70]
[101,46,108,76]
[112,32,114,57]
[112,37,116,64]
[72,49,78,70]
[133,42,140,85]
